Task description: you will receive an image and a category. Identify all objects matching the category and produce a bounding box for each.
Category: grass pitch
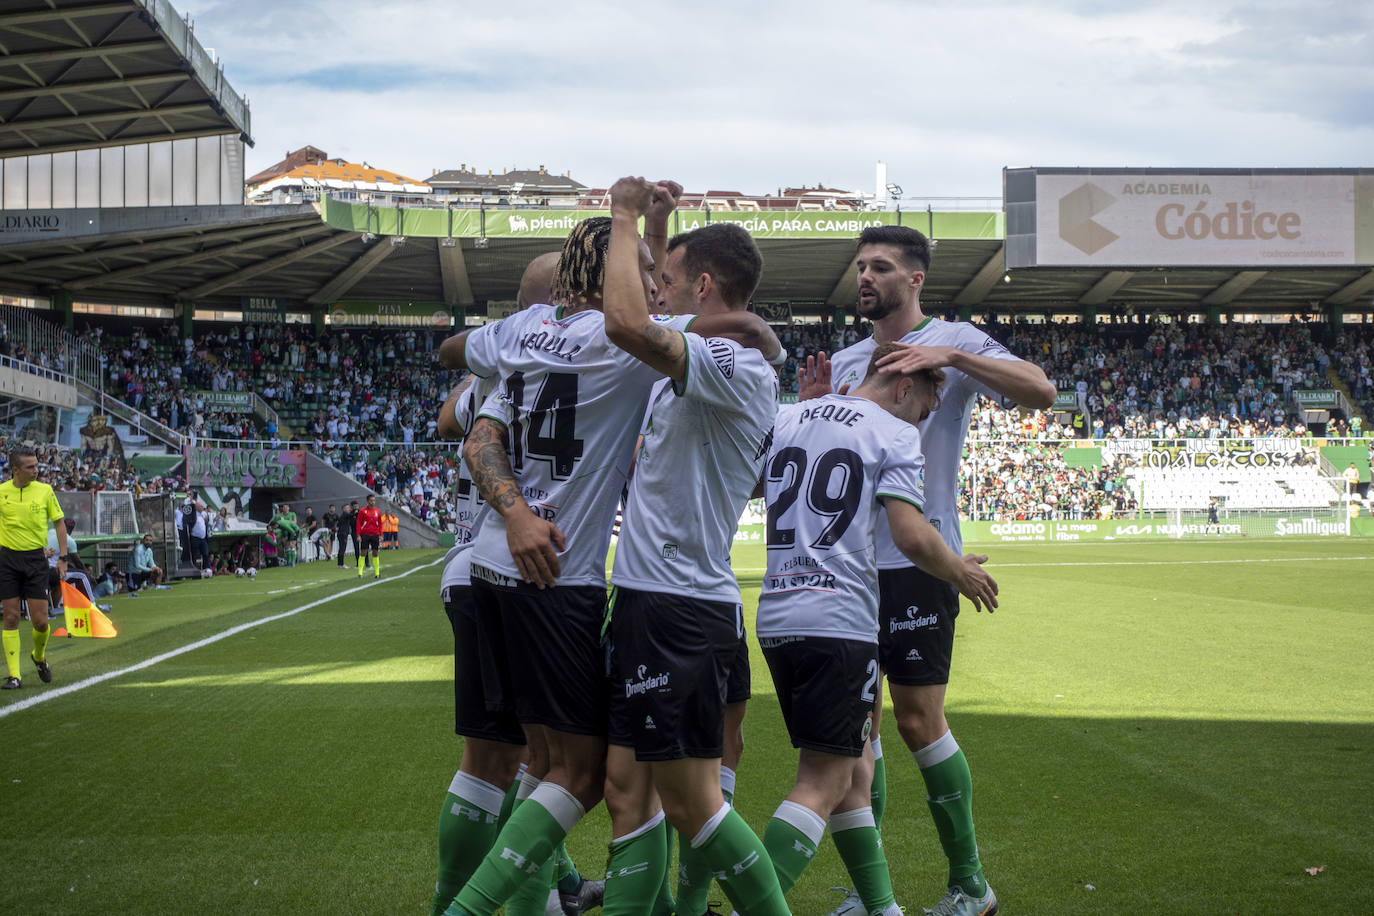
[3,539,1371,915]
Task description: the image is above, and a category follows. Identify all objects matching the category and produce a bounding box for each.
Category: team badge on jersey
[707,338,736,379]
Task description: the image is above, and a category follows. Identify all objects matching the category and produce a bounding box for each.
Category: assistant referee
[1,445,66,689]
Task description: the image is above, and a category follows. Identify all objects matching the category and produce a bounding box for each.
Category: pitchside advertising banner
[319,198,1005,241]
[1010,168,1374,267]
[187,445,307,489]
[964,516,1355,542]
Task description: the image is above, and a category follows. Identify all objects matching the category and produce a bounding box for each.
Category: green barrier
[1061,446,1102,469]
[1319,445,1370,482]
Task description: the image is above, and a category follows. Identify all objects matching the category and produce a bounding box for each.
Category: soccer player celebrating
[355,494,383,577]
[0,445,67,689]
[599,177,789,916]
[760,344,997,916]
[438,212,780,916]
[819,225,1053,916]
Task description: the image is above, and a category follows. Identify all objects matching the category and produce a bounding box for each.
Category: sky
[187,0,1374,202]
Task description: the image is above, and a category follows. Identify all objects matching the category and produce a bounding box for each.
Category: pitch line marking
[736,555,1373,574]
[0,556,445,721]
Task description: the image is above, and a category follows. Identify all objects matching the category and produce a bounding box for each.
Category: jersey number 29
[766,446,863,550]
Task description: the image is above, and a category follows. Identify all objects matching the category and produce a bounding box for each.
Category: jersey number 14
[507,371,585,479]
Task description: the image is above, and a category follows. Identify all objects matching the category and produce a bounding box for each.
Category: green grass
[3,540,1372,914]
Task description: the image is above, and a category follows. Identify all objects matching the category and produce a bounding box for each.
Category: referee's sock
[448,781,585,916]
[431,770,504,916]
[693,803,788,916]
[829,806,897,913]
[762,799,825,893]
[603,811,670,916]
[31,623,49,662]
[916,730,987,898]
[2,629,19,679]
[372,555,381,577]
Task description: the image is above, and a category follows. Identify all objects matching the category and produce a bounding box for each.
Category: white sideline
[0,555,446,721]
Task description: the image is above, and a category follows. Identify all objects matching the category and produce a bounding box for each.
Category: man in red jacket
[356,493,384,578]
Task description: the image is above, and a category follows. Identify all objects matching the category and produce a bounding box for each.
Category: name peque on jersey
[757,394,925,643]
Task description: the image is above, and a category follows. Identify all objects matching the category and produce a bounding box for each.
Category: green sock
[498,767,524,828]
[555,840,581,893]
[2,629,19,679]
[31,624,49,663]
[372,554,380,575]
[870,736,887,829]
[603,813,670,916]
[358,556,365,573]
[762,800,825,893]
[677,767,736,915]
[431,770,504,916]
[504,848,555,916]
[917,732,986,897]
[830,807,896,912]
[449,782,584,916]
[696,805,789,916]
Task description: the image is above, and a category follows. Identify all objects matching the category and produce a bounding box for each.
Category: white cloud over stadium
[188,0,1373,198]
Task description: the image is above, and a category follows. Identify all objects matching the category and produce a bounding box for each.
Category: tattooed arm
[462,416,565,588]
[604,176,689,382]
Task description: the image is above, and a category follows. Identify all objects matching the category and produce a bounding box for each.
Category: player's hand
[609,176,654,220]
[505,507,566,590]
[956,553,998,612]
[56,559,67,579]
[44,547,56,558]
[876,343,958,374]
[647,180,683,225]
[798,351,831,401]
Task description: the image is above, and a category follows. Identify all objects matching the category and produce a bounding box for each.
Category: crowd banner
[327,300,451,328]
[1100,438,1311,468]
[192,391,255,412]
[187,445,307,489]
[1295,390,1341,409]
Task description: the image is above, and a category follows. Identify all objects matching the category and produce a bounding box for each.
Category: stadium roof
[0,0,252,158]
[1,200,1371,317]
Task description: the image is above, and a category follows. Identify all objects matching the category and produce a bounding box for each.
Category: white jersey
[830,317,1020,560]
[441,374,499,591]
[465,304,687,587]
[612,333,778,602]
[756,394,925,643]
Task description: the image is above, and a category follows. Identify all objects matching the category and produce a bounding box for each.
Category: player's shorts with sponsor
[726,627,751,704]
[360,534,380,552]
[606,588,742,761]
[760,635,877,757]
[0,547,51,601]
[470,564,609,736]
[443,584,524,745]
[877,564,958,686]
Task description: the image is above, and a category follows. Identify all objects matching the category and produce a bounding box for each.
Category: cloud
[186,0,1374,198]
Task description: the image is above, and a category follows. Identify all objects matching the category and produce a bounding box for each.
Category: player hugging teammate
[427,196,1050,916]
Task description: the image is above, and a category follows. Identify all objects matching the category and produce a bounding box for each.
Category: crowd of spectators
[0,436,182,495]
[318,443,461,531]
[957,440,1137,522]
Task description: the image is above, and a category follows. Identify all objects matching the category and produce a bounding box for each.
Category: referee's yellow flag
[60,581,118,638]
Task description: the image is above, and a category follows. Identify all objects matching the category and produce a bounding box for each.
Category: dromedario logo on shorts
[625,663,670,697]
[891,605,939,633]
[1059,183,1119,255]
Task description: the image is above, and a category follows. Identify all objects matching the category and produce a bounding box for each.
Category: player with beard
[810,226,1053,916]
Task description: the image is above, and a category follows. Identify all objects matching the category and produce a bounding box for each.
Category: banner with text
[962,516,1357,543]
[191,391,255,412]
[1031,171,1374,267]
[327,300,451,328]
[188,445,307,489]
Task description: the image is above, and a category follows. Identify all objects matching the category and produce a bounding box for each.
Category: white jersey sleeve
[676,333,775,414]
[461,317,507,379]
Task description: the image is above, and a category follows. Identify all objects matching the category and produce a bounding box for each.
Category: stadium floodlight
[391,236,407,248]
[473,237,490,249]
[440,237,458,248]
[885,183,903,197]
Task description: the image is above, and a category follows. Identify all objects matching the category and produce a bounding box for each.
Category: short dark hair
[666,222,764,308]
[8,444,35,466]
[863,342,945,405]
[858,225,931,273]
[553,216,612,306]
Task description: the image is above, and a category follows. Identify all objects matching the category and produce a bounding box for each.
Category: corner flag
[60,581,118,638]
